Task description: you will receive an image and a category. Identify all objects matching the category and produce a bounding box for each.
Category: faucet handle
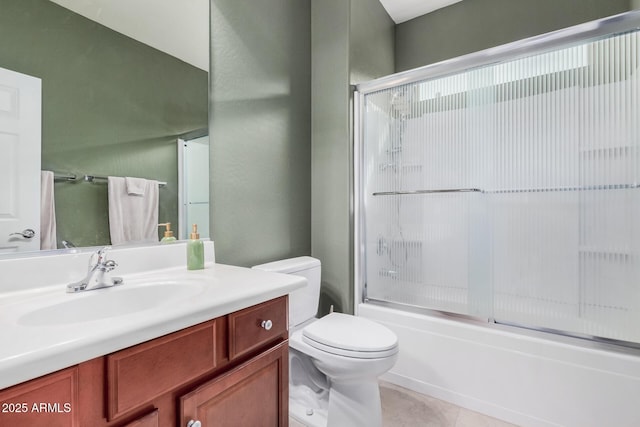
[102,259,118,272]
[88,246,112,270]
[96,246,111,261]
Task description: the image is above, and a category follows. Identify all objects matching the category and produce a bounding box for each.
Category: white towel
[40,171,57,250]
[108,176,159,245]
[125,176,146,196]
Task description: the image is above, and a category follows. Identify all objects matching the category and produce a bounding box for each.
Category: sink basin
[18,281,205,326]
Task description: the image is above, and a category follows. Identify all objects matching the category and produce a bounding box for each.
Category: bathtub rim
[358,299,640,357]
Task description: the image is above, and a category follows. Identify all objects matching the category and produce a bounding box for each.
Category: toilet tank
[252,256,321,328]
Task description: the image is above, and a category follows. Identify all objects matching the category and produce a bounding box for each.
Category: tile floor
[289,381,518,427]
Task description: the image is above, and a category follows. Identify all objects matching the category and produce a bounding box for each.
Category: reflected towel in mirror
[108,176,159,245]
[125,176,147,196]
[40,171,57,250]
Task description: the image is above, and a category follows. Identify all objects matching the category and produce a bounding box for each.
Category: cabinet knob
[187,420,202,427]
[261,319,273,331]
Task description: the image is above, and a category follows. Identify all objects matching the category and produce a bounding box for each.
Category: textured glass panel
[364,77,482,316]
[490,32,640,342]
[361,29,640,343]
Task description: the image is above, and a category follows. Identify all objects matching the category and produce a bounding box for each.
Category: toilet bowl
[252,257,398,427]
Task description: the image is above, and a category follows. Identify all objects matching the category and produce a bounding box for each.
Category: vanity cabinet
[180,341,288,427]
[0,296,289,427]
[0,366,79,427]
[106,321,220,420]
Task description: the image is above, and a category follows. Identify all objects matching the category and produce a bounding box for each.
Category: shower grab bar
[373,183,640,196]
[373,188,482,196]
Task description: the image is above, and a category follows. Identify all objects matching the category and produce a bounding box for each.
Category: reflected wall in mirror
[0,0,208,253]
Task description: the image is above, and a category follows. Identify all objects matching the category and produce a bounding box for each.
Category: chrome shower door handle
[10,228,35,239]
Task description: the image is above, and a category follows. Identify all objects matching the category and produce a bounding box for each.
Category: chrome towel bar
[84,175,167,187]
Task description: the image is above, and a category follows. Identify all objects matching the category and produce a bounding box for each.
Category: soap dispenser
[187,224,204,270]
[158,223,177,243]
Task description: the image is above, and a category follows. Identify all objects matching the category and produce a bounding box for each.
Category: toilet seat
[302,313,398,359]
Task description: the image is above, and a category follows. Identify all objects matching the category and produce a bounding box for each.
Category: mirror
[0,0,209,255]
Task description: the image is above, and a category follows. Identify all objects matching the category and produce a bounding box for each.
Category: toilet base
[289,379,382,427]
[288,324,395,427]
[325,378,382,427]
[289,347,329,427]
[290,396,327,427]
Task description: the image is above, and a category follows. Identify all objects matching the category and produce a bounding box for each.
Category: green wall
[311,0,394,314]
[210,0,312,266]
[351,0,396,83]
[396,0,632,72]
[208,0,393,315]
[311,0,351,314]
[0,0,208,248]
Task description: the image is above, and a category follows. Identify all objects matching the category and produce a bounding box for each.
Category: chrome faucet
[67,246,124,293]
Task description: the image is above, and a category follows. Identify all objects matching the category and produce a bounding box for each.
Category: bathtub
[358,303,640,427]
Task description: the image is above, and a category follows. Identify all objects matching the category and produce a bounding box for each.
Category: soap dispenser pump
[158,223,177,243]
[187,224,204,270]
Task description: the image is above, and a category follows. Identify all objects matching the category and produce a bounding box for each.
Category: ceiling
[379,0,464,23]
[49,0,209,71]
[48,0,462,72]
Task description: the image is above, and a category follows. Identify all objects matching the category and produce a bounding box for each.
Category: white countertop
[0,259,306,390]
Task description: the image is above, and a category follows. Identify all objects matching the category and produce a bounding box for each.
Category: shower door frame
[353,10,640,348]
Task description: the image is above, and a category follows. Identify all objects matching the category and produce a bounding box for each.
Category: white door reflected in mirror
[0,66,41,254]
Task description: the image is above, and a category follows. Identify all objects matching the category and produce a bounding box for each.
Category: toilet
[252,257,398,427]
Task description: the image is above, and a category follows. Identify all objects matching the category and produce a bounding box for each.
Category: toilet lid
[302,313,398,358]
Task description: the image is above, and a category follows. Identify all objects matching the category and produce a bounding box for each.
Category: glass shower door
[179,134,210,240]
[362,74,492,318]
[358,19,640,345]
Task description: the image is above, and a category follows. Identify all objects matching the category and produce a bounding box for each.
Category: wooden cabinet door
[0,367,78,427]
[180,341,288,427]
[122,409,159,427]
[107,319,219,420]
